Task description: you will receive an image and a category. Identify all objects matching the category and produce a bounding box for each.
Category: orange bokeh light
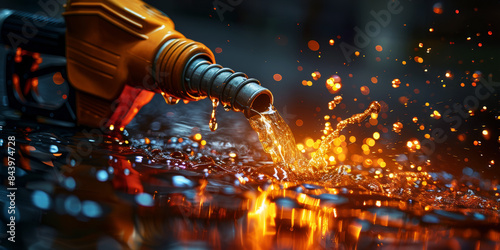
[308,40,320,51]
[273,74,282,82]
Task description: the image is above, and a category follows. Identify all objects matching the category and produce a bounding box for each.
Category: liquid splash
[248,105,305,174]
[248,100,381,180]
[308,101,381,171]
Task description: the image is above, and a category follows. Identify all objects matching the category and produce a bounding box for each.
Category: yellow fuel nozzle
[0,0,273,129]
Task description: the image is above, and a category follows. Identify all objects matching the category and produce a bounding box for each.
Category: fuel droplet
[393,122,403,133]
[392,79,401,88]
[161,92,180,105]
[209,98,219,131]
[325,75,342,94]
[209,118,218,131]
[312,71,321,81]
[223,105,232,112]
[212,98,219,108]
[328,102,336,110]
[328,96,343,110]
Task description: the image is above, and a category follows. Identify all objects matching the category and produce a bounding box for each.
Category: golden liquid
[308,101,381,170]
[248,106,306,174]
[209,98,219,131]
[249,101,381,179]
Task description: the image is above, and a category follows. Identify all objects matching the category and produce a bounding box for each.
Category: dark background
[1,0,499,179]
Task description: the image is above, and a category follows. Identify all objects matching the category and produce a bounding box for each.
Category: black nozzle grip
[0,9,66,56]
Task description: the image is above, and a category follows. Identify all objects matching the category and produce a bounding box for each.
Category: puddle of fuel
[0,101,499,250]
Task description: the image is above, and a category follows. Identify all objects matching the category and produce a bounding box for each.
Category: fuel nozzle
[0,1,274,129]
[154,38,273,118]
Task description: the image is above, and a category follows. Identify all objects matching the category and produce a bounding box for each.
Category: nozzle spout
[185,58,273,117]
[154,38,273,118]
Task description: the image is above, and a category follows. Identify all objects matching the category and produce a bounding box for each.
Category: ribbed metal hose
[185,58,273,117]
[154,38,273,117]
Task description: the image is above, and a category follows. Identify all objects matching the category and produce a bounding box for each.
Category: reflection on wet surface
[0,118,498,249]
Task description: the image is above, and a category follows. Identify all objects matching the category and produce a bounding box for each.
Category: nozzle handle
[0,9,65,56]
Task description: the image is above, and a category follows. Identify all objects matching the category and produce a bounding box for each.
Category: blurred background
[0,0,498,178]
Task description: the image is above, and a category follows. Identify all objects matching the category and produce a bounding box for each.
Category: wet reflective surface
[1,115,498,250]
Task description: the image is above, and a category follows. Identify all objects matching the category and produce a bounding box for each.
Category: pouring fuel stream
[248,97,381,180]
